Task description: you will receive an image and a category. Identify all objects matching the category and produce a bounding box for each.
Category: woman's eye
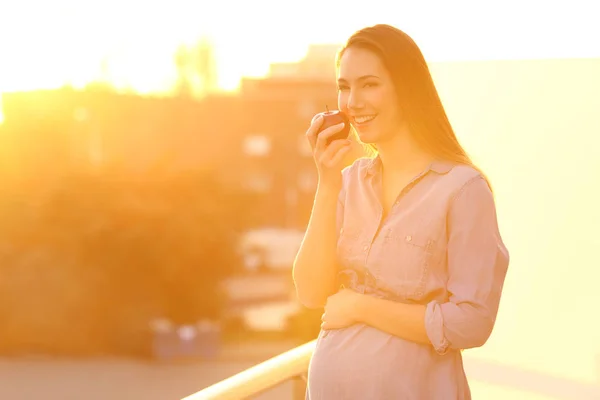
[364,82,378,88]
[337,85,349,91]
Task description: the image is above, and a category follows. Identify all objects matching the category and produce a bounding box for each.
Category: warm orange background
[1,2,599,399]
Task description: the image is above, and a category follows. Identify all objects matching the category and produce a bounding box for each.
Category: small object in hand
[316,106,351,145]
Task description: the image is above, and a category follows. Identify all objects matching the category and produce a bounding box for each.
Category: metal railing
[182,339,600,400]
[182,340,315,400]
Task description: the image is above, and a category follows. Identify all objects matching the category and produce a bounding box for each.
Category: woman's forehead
[337,47,387,81]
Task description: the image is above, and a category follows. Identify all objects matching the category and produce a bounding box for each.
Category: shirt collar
[361,155,454,178]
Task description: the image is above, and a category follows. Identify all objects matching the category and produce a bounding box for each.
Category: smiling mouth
[353,115,377,125]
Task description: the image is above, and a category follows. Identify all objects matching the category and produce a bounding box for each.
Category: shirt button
[363,245,369,251]
[405,235,412,242]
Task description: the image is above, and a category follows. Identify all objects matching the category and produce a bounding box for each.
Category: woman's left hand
[321,288,361,330]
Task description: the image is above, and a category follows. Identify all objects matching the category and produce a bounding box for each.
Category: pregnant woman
[293,24,510,400]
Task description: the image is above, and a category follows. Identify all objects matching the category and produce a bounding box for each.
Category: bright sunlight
[1,0,598,96]
[0,1,599,399]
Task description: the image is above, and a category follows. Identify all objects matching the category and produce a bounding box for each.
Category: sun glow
[1,2,600,398]
[1,1,598,97]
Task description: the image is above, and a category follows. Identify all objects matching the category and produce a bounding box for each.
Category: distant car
[238,228,305,272]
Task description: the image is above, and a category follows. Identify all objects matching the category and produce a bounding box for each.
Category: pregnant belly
[307,325,459,399]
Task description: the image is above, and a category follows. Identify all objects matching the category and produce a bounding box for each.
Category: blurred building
[0,44,345,229]
[268,44,340,81]
[234,44,341,228]
[0,89,243,181]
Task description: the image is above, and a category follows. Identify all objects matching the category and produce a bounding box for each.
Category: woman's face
[337,47,402,144]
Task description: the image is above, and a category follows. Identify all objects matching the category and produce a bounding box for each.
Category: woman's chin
[355,130,378,144]
[355,120,384,141]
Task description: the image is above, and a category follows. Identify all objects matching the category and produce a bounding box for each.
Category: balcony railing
[183,339,600,400]
[182,340,314,400]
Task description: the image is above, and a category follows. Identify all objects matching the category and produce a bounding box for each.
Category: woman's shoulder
[341,156,376,178]
[444,163,482,184]
[442,163,493,202]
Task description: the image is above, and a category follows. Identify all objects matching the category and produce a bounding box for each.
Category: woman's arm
[354,296,430,344]
[293,116,354,309]
[293,182,345,309]
[347,176,510,352]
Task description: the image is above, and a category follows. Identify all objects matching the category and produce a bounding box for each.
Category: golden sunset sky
[1,2,599,398]
[0,0,598,94]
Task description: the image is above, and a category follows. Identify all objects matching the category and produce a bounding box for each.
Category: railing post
[292,373,307,400]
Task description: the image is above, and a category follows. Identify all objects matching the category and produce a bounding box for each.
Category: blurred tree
[194,37,218,94]
[174,36,218,98]
[0,168,244,356]
[175,45,193,97]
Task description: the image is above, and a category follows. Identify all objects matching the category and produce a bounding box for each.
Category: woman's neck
[376,129,434,176]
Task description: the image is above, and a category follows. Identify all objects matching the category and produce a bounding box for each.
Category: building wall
[0,43,346,228]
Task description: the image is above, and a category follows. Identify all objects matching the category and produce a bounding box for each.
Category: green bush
[0,169,246,356]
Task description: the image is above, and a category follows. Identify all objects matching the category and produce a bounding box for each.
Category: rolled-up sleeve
[425,176,510,355]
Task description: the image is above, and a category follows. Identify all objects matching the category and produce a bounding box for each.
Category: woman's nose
[346,89,365,111]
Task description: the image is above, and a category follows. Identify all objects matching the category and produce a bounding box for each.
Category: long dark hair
[337,24,491,190]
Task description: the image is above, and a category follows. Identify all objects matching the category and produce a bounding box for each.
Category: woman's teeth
[354,115,377,124]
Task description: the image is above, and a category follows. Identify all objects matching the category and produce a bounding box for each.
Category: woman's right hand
[305,114,352,190]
